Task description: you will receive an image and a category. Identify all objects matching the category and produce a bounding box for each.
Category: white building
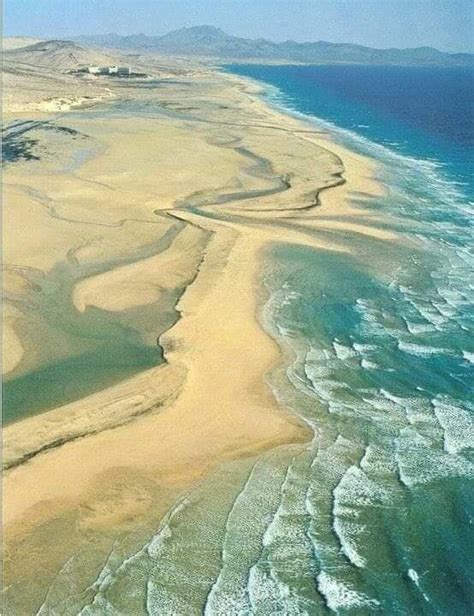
[88,66,110,75]
[86,66,131,76]
[109,66,131,76]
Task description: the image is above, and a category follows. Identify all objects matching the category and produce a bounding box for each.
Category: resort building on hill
[67,65,147,78]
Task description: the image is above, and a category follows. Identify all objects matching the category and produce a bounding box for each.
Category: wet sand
[3,62,397,611]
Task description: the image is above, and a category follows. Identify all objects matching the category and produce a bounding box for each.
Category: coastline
[3,61,395,610]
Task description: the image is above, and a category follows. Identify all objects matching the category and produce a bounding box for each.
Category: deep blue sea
[222,64,474,614]
[229,64,474,195]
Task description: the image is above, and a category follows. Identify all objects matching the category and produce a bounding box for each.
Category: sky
[3,0,474,53]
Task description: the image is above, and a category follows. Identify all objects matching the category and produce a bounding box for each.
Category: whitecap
[432,398,474,456]
[404,320,436,335]
[361,358,379,370]
[308,379,345,402]
[395,427,474,487]
[317,571,380,612]
[353,342,377,354]
[407,568,431,603]
[397,341,450,357]
[145,579,189,616]
[332,341,357,361]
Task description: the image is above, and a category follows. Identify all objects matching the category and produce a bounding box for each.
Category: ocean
[218,64,474,614]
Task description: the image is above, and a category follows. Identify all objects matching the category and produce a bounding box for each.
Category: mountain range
[76,25,473,66]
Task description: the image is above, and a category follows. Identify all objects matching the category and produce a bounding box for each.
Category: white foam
[145,579,189,615]
[333,518,367,568]
[306,347,333,362]
[79,596,117,615]
[407,568,419,584]
[407,569,430,603]
[305,362,332,379]
[431,301,456,318]
[395,427,474,487]
[404,320,436,335]
[148,497,189,559]
[354,299,388,337]
[383,393,438,428]
[308,378,347,402]
[78,539,151,613]
[247,565,285,613]
[361,358,379,370]
[360,444,398,475]
[436,286,465,307]
[406,301,447,329]
[353,343,377,354]
[361,392,406,423]
[332,341,357,361]
[317,571,380,612]
[433,398,474,455]
[334,465,390,511]
[204,587,249,616]
[330,463,393,571]
[397,341,450,357]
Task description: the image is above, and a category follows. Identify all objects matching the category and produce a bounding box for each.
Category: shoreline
[3,61,397,611]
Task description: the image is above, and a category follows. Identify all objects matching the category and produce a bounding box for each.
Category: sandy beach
[3,56,397,612]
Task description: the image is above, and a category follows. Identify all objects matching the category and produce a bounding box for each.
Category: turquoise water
[222,65,474,613]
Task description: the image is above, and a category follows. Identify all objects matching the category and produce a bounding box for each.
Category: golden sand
[3,62,398,609]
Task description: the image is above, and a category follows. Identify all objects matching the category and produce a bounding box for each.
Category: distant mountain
[76,25,474,66]
[3,39,116,70]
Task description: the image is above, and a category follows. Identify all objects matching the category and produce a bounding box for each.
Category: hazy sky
[4,0,474,52]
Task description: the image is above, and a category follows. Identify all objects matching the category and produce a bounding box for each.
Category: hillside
[76,25,474,66]
[3,36,45,50]
[2,38,202,114]
[3,39,116,71]
[2,40,120,113]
